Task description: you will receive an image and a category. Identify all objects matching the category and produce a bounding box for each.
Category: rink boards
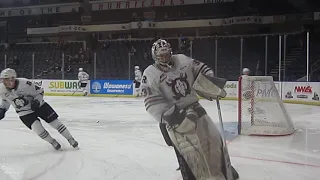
[32,79,320,106]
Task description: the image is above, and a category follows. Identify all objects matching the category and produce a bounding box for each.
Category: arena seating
[0,32,318,81]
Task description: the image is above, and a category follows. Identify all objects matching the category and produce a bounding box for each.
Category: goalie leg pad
[168,114,233,180]
[174,146,197,180]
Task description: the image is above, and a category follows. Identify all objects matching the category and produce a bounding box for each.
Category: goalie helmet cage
[237,76,295,136]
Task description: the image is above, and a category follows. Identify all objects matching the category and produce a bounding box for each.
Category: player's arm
[134,72,138,80]
[25,80,44,111]
[78,73,82,81]
[189,56,214,78]
[85,72,89,80]
[140,71,169,122]
[0,98,10,120]
[0,99,10,110]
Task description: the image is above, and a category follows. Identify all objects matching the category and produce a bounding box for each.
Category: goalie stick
[216,98,237,179]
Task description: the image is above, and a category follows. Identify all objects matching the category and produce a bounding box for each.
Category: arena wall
[32,79,320,106]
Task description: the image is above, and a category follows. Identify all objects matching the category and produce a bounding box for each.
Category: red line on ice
[226,139,320,168]
[231,155,320,168]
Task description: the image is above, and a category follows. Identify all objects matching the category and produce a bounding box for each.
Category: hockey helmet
[0,68,17,88]
[0,68,17,79]
[151,39,173,68]
[79,68,83,72]
[242,68,250,75]
[134,66,140,70]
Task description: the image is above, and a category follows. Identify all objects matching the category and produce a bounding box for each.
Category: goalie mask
[151,39,173,71]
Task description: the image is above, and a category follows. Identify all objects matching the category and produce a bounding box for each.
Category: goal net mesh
[238,76,295,136]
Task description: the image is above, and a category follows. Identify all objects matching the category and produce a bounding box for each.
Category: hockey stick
[216,98,229,150]
[71,81,83,96]
[71,88,79,96]
[216,98,239,180]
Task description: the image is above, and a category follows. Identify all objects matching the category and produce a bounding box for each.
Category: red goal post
[238,75,295,136]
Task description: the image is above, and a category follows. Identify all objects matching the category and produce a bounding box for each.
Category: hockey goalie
[140,39,239,180]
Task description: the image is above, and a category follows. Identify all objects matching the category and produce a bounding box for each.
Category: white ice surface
[0,97,320,180]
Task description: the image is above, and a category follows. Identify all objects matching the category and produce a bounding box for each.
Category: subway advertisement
[32,79,89,96]
[31,79,320,105]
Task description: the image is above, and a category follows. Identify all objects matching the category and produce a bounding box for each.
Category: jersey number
[26,81,40,90]
[26,81,32,86]
[142,76,147,84]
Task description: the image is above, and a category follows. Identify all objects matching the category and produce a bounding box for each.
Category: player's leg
[163,104,236,179]
[37,102,79,148]
[135,81,141,97]
[80,83,88,96]
[174,146,197,180]
[159,123,196,179]
[19,114,61,150]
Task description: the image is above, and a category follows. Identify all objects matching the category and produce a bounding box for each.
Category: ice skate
[51,139,62,151]
[312,92,319,101]
[68,138,79,148]
[232,166,239,179]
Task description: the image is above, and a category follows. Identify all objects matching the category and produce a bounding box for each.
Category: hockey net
[238,76,295,136]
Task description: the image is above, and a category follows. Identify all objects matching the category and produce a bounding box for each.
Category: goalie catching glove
[193,73,227,100]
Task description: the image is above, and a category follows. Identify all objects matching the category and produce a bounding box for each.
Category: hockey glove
[161,105,186,126]
[0,108,6,120]
[31,99,40,111]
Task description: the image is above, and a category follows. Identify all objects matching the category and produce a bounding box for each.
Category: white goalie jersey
[78,71,89,83]
[140,54,214,122]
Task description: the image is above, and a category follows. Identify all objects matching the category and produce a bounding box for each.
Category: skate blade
[53,148,63,152]
[68,146,80,151]
[58,148,63,151]
[55,147,79,152]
